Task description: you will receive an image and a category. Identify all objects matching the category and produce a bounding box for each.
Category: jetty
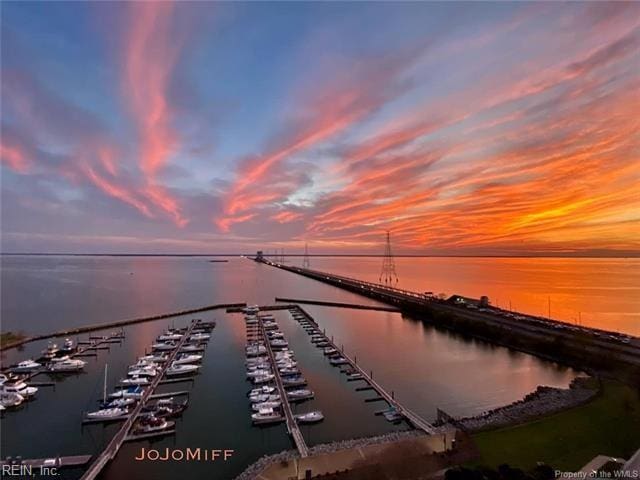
[257,310,310,458]
[1,302,244,352]
[80,320,200,480]
[275,297,400,312]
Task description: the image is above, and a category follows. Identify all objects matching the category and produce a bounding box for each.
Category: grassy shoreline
[470,379,640,471]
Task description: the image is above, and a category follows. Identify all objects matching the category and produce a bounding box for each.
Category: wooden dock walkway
[1,455,93,468]
[257,310,310,458]
[293,306,436,435]
[80,320,199,480]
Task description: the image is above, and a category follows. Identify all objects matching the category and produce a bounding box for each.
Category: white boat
[173,354,202,365]
[246,369,271,379]
[287,389,314,401]
[120,376,150,386]
[1,381,38,399]
[158,332,183,341]
[180,344,204,353]
[252,374,275,384]
[243,305,259,314]
[189,333,210,342]
[60,338,75,353]
[248,386,276,396]
[127,366,157,377]
[138,354,167,363]
[11,359,41,372]
[48,358,86,372]
[251,408,284,425]
[0,392,24,408]
[270,339,288,348]
[165,363,200,376]
[102,397,136,408]
[0,374,7,385]
[41,342,59,359]
[86,406,129,420]
[252,400,281,411]
[152,342,177,351]
[109,386,144,399]
[330,357,349,366]
[295,411,324,424]
[249,393,280,403]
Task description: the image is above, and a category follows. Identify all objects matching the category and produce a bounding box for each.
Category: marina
[0,256,624,480]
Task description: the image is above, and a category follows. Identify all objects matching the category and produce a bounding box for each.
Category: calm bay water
[1,255,628,479]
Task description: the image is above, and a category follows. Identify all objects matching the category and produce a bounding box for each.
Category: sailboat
[85,364,130,421]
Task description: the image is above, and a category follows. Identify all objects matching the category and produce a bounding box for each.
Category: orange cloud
[0,142,30,173]
[122,0,186,226]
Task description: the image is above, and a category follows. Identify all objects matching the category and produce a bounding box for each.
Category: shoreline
[451,376,598,432]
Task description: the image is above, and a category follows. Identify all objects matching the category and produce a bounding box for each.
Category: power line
[379,231,398,285]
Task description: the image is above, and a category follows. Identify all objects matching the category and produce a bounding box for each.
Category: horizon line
[1,252,639,259]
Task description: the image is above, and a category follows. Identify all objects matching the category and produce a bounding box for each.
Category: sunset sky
[1,2,639,255]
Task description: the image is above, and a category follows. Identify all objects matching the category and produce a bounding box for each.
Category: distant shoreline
[1,253,638,259]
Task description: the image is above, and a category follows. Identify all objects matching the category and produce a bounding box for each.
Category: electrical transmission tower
[379,231,398,285]
[280,248,286,264]
[302,243,311,269]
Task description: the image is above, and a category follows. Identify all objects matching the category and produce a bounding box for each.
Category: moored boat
[294,411,324,424]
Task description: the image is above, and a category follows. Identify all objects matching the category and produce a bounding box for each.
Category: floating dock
[291,305,436,434]
[257,310,310,458]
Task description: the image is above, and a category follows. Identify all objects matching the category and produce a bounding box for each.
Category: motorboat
[270,339,288,349]
[189,333,210,342]
[282,377,307,388]
[120,376,150,386]
[346,372,363,380]
[132,415,175,434]
[383,408,403,422]
[279,368,301,377]
[173,354,202,365]
[246,345,267,356]
[127,366,157,377]
[323,347,338,356]
[246,369,271,379]
[157,331,183,341]
[138,354,167,363]
[0,374,7,385]
[252,400,281,411]
[85,407,129,421]
[248,386,276,397]
[294,411,324,424]
[249,393,280,404]
[41,342,59,359]
[1,380,38,399]
[0,392,24,408]
[165,363,200,376]
[252,374,275,384]
[286,389,314,401]
[101,397,136,408]
[152,342,177,351]
[48,358,86,372]
[180,344,205,353]
[109,386,144,399]
[243,305,259,314]
[60,338,75,354]
[142,398,187,418]
[251,408,284,425]
[10,359,41,372]
[330,357,349,366]
[316,341,330,348]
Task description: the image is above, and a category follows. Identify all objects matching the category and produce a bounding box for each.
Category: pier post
[370,370,373,380]
[392,390,394,400]
[355,355,357,365]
